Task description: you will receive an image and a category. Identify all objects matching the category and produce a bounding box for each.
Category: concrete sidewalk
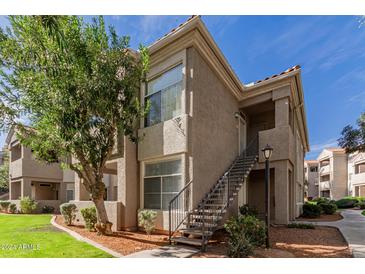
[297,209,365,258]
[124,245,199,258]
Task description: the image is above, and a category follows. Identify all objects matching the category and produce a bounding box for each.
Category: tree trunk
[93,197,113,235]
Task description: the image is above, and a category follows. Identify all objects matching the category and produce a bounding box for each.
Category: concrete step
[180,228,213,237]
[171,236,206,247]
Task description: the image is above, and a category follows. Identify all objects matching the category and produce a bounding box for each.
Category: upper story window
[145,64,183,127]
[355,162,365,174]
[310,166,318,172]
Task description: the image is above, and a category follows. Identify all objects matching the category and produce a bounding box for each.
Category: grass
[0,214,113,258]
[287,223,315,229]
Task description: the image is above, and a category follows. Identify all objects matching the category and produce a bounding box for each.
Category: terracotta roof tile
[254,65,301,84]
[149,15,199,48]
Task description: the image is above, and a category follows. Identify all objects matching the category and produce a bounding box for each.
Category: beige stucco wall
[304,162,319,198]
[188,46,240,207]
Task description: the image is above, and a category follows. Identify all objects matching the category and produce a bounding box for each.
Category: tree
[0,151,9,193]
[338,112,365,153]
[0,16,149,234]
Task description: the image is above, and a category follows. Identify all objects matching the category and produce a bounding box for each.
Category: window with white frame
[144,159,182,210]
[144,64,183,127]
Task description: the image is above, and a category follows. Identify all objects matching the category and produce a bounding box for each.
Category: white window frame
[140,49,186,129]
[141,154,186,211]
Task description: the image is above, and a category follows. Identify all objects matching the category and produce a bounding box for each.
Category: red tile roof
[149,15,199,48]
[254,65,301,84]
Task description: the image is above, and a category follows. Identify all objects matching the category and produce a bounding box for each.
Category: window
[145,64,183,127]
[66,190,74,202]
[144,159,182,210]
[310,166,318,172]
[355,163,365,174]
[321,190,330,198]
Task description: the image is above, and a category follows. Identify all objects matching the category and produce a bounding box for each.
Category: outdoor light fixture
[234,112,240,119]
[262,144,273,248]
[262,144,273,160]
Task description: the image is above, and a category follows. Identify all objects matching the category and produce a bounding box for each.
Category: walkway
[125,246,199,258]
[298,209,365,258]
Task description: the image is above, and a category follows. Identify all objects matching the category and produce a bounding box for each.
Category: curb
[50,215,124,258]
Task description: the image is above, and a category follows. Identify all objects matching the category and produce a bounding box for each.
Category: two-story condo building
[304,160,319,200]
[317,148,347,200]
[348,152,365,197]
[5,16,310,248]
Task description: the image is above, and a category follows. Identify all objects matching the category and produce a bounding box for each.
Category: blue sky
[0,15,364,159]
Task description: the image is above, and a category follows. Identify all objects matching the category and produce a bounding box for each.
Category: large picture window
[144,159,182,210]
[145,64,183,127]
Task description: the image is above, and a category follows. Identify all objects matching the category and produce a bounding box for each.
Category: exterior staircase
[168,136,258,251]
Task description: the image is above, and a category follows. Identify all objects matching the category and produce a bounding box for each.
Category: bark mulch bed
[54,215,169,256]
[193,226,351,258]
[296,212,343,222]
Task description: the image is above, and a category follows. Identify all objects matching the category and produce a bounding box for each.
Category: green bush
[335,197,359,208]
[80,207,97,231]
[287,223,315,229]
[302,202,321,218]
[312,197,329,205]
[224,215,266,257]
[20,196,37,214]
[362,210,365,217]
[138,210,157,235]
[9,203,17,213]
[60,203,77,226]
[356,202,365,210]
[42,205,55,214]
[0,201,11,211]
[239,204,258,217]
[319,202,337,215]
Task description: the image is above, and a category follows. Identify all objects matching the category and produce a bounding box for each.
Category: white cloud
[306,137,339,159]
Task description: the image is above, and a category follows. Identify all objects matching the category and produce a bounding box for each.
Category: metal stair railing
[168,179,193,244]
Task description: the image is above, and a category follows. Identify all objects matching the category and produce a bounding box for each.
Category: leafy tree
[0,151,9,193]
[0,16,149,234]
[338,112,365,153]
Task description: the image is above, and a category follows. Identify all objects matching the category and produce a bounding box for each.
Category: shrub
[0,201,11,212]
[335,197,359,208]
[80,207,97,231]
[42,205,55,214]
[9,203,17,213]
[287,223,315,229]
[302,202,321,218]
[319,202,337,215]
[20,196,37,214]
[356,202,365,210]
[239,204,258,217]
[224,214,266,257]
[312,197,329,205]
[60,203,77,226]
[138,210,157,235]
[362,210,365,217]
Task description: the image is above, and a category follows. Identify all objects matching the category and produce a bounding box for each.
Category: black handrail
[199,134,258,251]
[168,179,193,243]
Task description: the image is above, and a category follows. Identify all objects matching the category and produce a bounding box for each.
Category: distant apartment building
[5,128,75,212]
[304,160,318,199]
[348,151,365,197]
[317,148,347,200]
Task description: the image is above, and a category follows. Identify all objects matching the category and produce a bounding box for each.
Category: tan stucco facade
[6,129,74,212]
[304,160,319,199]
[317,148,348,200]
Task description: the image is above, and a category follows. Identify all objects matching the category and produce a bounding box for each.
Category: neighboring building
[6,16,310,248]
[317,148,347,200]
[5,128,75,212]
[304,160,318,200]
[348,152,365,197]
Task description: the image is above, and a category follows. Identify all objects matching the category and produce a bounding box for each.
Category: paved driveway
[298,209,365,258]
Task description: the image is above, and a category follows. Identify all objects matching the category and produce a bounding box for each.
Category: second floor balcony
[319,164,330,175]
[319,180,330,190]
[351,172,365,186]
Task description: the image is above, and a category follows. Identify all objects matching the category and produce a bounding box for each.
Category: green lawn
[0,214,113,258]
